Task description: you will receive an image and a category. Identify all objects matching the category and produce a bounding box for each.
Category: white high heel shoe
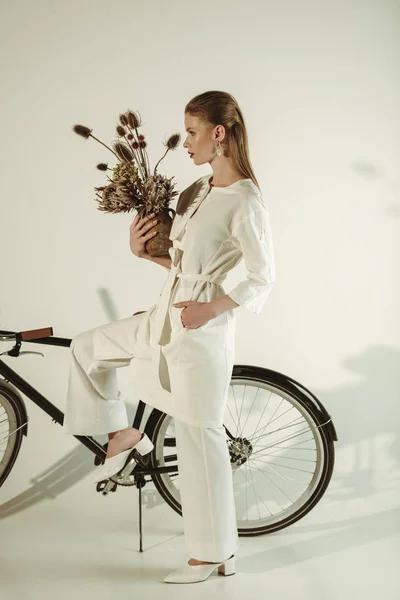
[92,433,154,483]
[163,554,235,584]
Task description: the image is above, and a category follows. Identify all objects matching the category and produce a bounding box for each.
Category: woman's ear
[212,124,225,143]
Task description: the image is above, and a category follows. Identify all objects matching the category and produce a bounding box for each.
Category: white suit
[63,174,275,561]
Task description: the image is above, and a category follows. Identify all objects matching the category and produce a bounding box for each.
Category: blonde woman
[63,90,275,584]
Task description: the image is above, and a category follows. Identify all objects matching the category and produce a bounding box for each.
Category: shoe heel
[134,433,154,456]
[117,433,154,478]
[218,555,235,576]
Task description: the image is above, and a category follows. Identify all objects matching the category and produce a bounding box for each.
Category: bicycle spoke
[240,384,260,434]
[263,441,316,454]
[240,460,271,518]
[250,415,306,446]
[236,385,246,439]
[255,457,315,475]
[244,461,262,520]
[251,426,314,455]
[246,460,298,504]
[251,389,273,439]
[250,455,314,483]
[251,396,284,441]
[231,386,242,438]
[267,405,296,426]
[253,453,317,463]
[225,402,240,434]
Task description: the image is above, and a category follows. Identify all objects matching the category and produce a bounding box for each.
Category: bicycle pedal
[101,479,117,495]
[96,480,107,493]
[96,478,116,494]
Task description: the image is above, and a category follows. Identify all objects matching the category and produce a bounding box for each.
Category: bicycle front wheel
[0,382,26,488]
[151,369,335,536]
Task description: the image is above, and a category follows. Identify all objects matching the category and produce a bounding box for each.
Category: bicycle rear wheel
[0,382,26,488]
[151,369,335,536]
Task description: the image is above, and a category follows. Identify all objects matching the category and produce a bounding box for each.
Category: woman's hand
[172,300,215,330]
[129,212,159,258]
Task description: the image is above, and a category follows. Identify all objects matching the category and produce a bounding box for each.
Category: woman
[63,90,276,584]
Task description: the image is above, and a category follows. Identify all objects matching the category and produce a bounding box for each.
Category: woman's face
[183,113,218,165]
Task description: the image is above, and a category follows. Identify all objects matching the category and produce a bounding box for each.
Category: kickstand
[136,475,146,552]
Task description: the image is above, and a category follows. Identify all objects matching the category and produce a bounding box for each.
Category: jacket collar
[169,175,211,241]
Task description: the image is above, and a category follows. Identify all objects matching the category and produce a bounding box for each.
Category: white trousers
[63,316,239,562]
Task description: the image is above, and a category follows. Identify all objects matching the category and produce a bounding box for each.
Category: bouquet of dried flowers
[72,109,181,257]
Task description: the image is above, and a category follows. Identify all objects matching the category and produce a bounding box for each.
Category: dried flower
[127,110,141,129]
[166,133,180,150]
[113,141,134,162]
[72,107,181,223]
[73,125,92,139]
[113,161,139,185]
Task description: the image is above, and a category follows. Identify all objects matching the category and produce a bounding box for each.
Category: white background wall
[0,0,399,597]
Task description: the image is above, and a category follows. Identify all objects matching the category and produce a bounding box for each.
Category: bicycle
[0,320,338,551]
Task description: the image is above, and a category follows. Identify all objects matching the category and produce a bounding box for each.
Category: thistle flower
[116,125,126,137]
[73,124,92,138]
[127,110,141,129]
[113,141,134,162]
[166,133,180,150]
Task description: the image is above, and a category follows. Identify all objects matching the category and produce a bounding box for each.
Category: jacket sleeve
[226,205,276,314]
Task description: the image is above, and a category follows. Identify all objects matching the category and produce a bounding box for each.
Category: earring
[216,140,223,157]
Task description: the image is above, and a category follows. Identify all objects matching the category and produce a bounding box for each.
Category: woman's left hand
[172,300,215,330]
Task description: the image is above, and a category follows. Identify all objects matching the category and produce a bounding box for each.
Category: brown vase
[139,206,176,257]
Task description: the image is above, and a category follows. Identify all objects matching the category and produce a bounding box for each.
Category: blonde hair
[185,90,260,191]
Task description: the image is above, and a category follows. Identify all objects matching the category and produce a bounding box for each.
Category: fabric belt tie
[176,270,225,285]
[168,241,226,285]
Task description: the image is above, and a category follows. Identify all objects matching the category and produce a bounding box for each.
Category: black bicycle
[0,321,337,549]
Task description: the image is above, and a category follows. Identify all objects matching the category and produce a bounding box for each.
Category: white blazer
[130,174,276,427]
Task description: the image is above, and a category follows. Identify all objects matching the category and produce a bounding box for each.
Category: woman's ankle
[108,426,136,441]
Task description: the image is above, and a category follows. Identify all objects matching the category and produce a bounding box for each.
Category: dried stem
[136,126,149,178]
[123,133,145,180]
[154,148,169,175]
[90,133,119,158]
[126,123,148,179]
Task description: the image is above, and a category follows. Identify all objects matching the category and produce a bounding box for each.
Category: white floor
[1,435,399,600]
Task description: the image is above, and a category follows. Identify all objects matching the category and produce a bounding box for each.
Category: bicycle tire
[0,383,26,488]
[150,371,335,536]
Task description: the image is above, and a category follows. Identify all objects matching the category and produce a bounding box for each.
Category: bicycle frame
[0,329,178,477]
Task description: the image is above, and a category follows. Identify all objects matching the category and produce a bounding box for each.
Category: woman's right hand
[129,212,159,258]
